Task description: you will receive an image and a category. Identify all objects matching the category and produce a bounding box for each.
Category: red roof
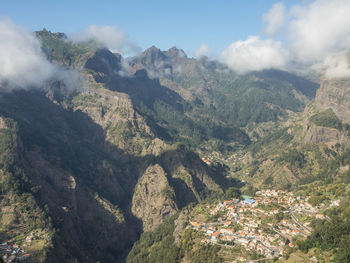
[213,231,220,237]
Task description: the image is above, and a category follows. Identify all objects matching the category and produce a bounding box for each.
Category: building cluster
[0,233,33,262]
[189,189,337,259]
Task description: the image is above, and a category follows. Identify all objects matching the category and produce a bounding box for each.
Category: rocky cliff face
[131,164,178,231]
[315,79,350,123]
[0,29,328,262]
[242,74,350,190]
[303,124,350,145]
[0,30,231,263]
[300,78,350,146]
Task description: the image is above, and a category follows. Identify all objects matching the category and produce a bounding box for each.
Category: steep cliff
[0,30,231,262]
[238,75,350,190]
[131,164,178,231]
[315,79,350,123]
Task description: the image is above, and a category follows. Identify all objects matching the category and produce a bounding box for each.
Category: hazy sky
[0,0,297,54]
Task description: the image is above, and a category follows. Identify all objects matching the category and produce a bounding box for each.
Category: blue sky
[0,0,297,54]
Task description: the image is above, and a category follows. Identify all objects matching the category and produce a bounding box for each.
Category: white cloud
[194,44,211,58]
[222,36,289,73]
[71,25,126,53]
[0,19,55,89]
[70,25,141,55]
[288,0,350,63]
[0,19,85,91]
[324,53,350,79]
[263,2,286,35]
[223,0,350,77]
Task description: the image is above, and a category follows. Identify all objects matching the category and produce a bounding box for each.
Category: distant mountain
[125,64,350,263]
[0,30,235,262]
[235,76,350,190]
[0,29,325,263]
[129,47,318,144]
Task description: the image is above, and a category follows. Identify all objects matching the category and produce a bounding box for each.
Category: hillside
[230,76,350,191]
[126,74,350,262]
[1,29,345,263]
[129,46,318,139]
[0,31,231,262]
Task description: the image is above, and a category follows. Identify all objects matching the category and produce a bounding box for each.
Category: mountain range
[0,29,349,262]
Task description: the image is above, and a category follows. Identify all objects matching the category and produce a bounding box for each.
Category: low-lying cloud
[222,0,350,78]
[70,25,142,56]
[222,36,289,74]
[0,19,55,89]
[194,44,211,58]
[0,19,84,91]
[71,25,126,53]
[323,53,350,79]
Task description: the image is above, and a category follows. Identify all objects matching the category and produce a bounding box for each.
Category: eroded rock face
[131,164,178,231]
[315,79,350,123]
[303,123,350,145]
[298,78,350,146]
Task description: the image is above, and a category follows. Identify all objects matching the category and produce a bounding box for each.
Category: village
[0,232,34,263]
[188,189,341,261]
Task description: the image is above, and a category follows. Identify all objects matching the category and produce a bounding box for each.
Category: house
[292,229,300,235]
[236,238,249,246]
[316,214,324,219]
[225,235,234,241]
[221,228,234,235]
[206,229,214,235]
[190,221,201,229]
[223,222,230,227]
[211,231,221,242]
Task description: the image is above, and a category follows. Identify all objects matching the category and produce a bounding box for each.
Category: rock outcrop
[315,79,350,123]
[131,164,178,231]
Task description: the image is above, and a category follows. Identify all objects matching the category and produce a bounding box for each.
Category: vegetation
[0,118,53,261]
[126,215,182,263]
[36,29,94,66]
[297,196,350,262]
[127,214,223,263]
[187,245,223,263]
[5,29,350,263]
[310,109,343,130]
[278,149,306,168]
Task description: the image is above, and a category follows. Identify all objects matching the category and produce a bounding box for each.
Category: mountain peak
[141,45,166,63]
[165,46,187,58]
[36,28,67,40]
[143,45,163,56]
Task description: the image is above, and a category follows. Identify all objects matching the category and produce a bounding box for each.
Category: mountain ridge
[1,29,342,263]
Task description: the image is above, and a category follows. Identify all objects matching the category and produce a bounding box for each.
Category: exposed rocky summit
[0,29,335,263]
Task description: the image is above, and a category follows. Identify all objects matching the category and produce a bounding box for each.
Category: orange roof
[213,231,220,237]
[190,221,201,227]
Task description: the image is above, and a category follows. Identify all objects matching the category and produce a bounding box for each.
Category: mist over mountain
[0,1,350,260]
